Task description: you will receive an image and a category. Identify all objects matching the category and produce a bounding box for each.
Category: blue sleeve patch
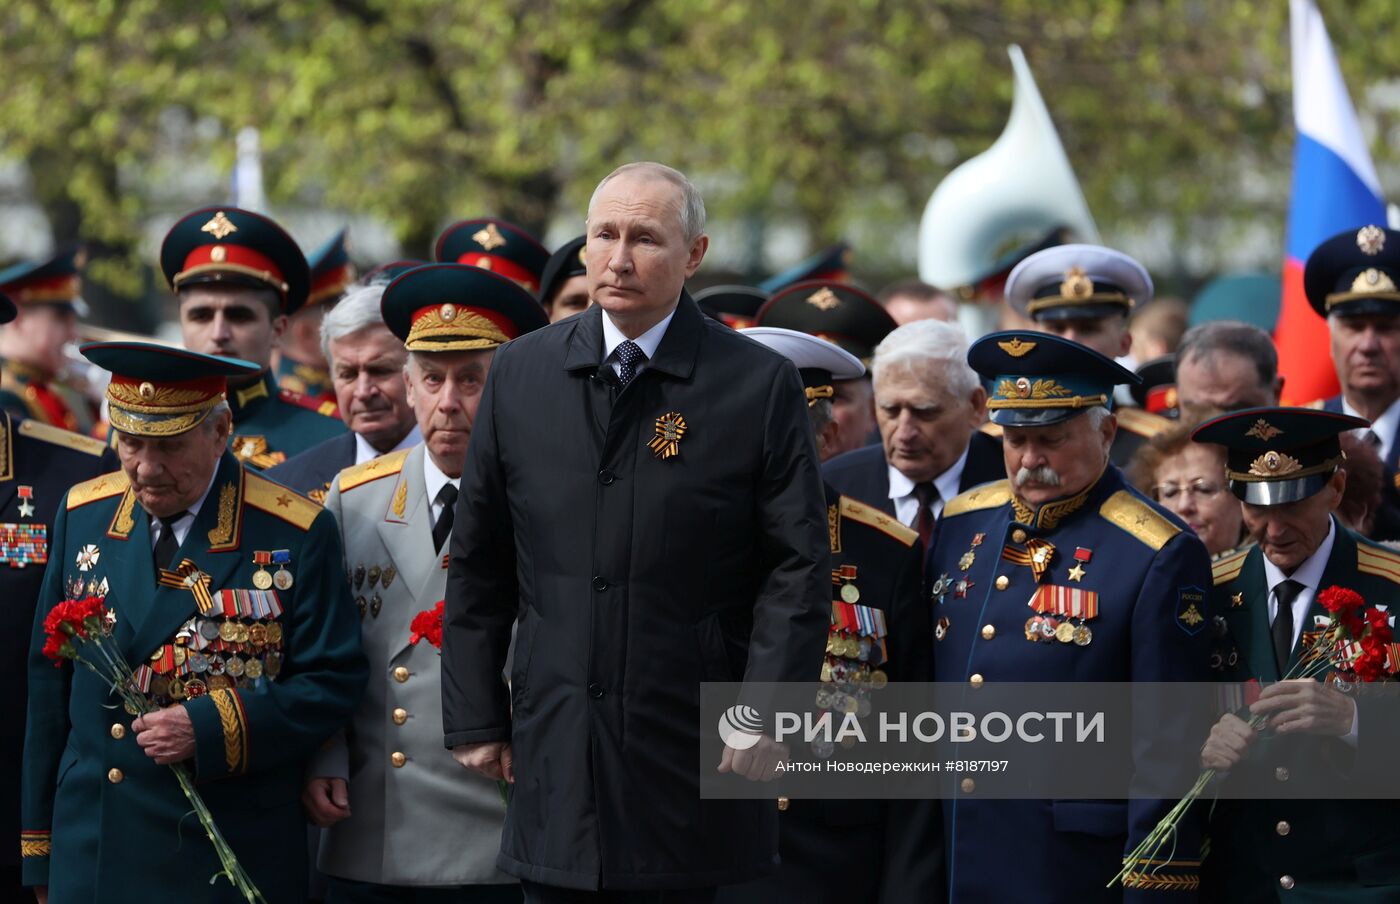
[1176,586,1207,635]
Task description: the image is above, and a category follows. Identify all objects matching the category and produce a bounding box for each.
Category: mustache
[1014,466,1062,488]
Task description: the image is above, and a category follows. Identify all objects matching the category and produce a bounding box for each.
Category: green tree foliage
[1,0,1395,300]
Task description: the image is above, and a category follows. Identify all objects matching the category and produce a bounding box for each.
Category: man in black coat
[821,319,1004,546]
[0,292,114,896]
[442,163,830,903]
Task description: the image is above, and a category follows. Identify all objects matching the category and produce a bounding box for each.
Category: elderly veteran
[304,264,546,902]
[269,283,421,503]
[1194,407,1400,900]
[161,207,347,469]
[927,331,1212,901]
[21,342,367,903]
[1005,244,1172,466]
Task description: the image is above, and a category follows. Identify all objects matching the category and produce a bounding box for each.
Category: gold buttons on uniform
[1275,766,1290,783]
[392,708,408,726]
[1276,820,1290,836]
[1011,529,1027,543]
[981,625,996,640]
[110,724,126,740]
[393,666,410,683]
[1279,875,1295,890]
[969,674,984,688]
[107,768,123,784]
[960,778,975,793]
[777,797,790,811]
[390,752,407,768]
[995,576,1009,591]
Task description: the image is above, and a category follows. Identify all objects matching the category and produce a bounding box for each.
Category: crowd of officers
[1,173,1398,903]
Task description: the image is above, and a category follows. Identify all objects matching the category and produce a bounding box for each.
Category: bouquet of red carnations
[1111,585,1397,889]
[43,596,267,903]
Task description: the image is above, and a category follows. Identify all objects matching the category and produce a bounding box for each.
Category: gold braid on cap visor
[1025,293,1135,315]
[1227,454,1342,483]
[805,385,834,407]
[405,306,512,351]
[106,384,223,437]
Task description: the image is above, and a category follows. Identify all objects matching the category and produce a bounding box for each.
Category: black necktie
[913,482,940,551]
[433,484,458,553]
[152,511,187,573]
[616,340,646,386]
[1272,579,1303,672]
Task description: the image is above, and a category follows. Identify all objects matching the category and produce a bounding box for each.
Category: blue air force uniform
[928,332,1212,902]
[20,343,367,901]
[1192,406,1400,900]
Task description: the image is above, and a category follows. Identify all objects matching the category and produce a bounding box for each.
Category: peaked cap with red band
[382,264,548,352]
[0,246,86,313]
[306,228,356,306]
[433,218,549,296]
[160,206,311,315]
[82,341,260,437]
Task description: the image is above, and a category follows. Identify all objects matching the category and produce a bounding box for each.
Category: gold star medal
[648,412,687,460]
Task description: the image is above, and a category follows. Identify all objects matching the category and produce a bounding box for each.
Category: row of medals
[1025,613,1093,647]
[251,563,294,591]
[137,616,285,708]
[814,622,888,759]
[350,562,397,618]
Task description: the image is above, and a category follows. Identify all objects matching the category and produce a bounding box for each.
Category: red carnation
[1318,586,1365,614]
[409,600,445,650]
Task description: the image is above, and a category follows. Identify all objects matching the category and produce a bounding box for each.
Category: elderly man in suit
[302,264,546,902]
[269,283,421,503]
[822,318,1004,549]
[442,162,830,903]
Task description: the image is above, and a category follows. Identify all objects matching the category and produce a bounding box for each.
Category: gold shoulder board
[66,471,130,510]
[1357,541,1400,585]
[1099,490,1181,551]
[20,420,108,456]
[977,421,1004,438]
[839,495,918,547]
[942,480,1012,519]
[244,472,320,530]
[1211,547,1251,586]
[338,448,410,493]
[1114,407,1172,439]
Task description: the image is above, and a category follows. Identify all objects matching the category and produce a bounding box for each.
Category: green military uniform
[1193,407,1400,900]
[21,342,367,901]
[0,248,100,435]
[226,368,345,469]
[159,206,348,468]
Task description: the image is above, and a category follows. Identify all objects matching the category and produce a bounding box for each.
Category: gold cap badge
[201,211,238,241]
[1245,419,1282,441]
[1060,266,1093,301]
[806,287,841,311]
[472,223,506,251]
[997,338,1036,358]
[1248,450,1302,477]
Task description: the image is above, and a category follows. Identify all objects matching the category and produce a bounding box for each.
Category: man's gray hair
[871,319,979,399]
[200,400,232,435]
[587,162,707,242]
[1085,405,1111,431]
[806,398,834,437]
[320,284,387,363]
[1176,320,1278,388]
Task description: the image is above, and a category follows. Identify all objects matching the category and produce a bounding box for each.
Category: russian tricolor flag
[1277,0,1387,404]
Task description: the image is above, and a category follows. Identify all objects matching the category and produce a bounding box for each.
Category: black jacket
[820,430,1006,517]
[443,295,830,891]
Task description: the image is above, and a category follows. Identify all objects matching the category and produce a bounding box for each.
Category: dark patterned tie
[433,484,458,553]
[152,511,187,573]
[913,482,940,551]
[1272,579,1303,672]
[616,340,646,386]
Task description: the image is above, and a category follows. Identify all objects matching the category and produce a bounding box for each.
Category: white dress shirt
[354,425,422,466]
[1260,517,1357,743]
[1342,395,1400,462]
[601,307,677,379]
[424,451,461,525]
[888,446,969,527]
[148,470,219,551]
